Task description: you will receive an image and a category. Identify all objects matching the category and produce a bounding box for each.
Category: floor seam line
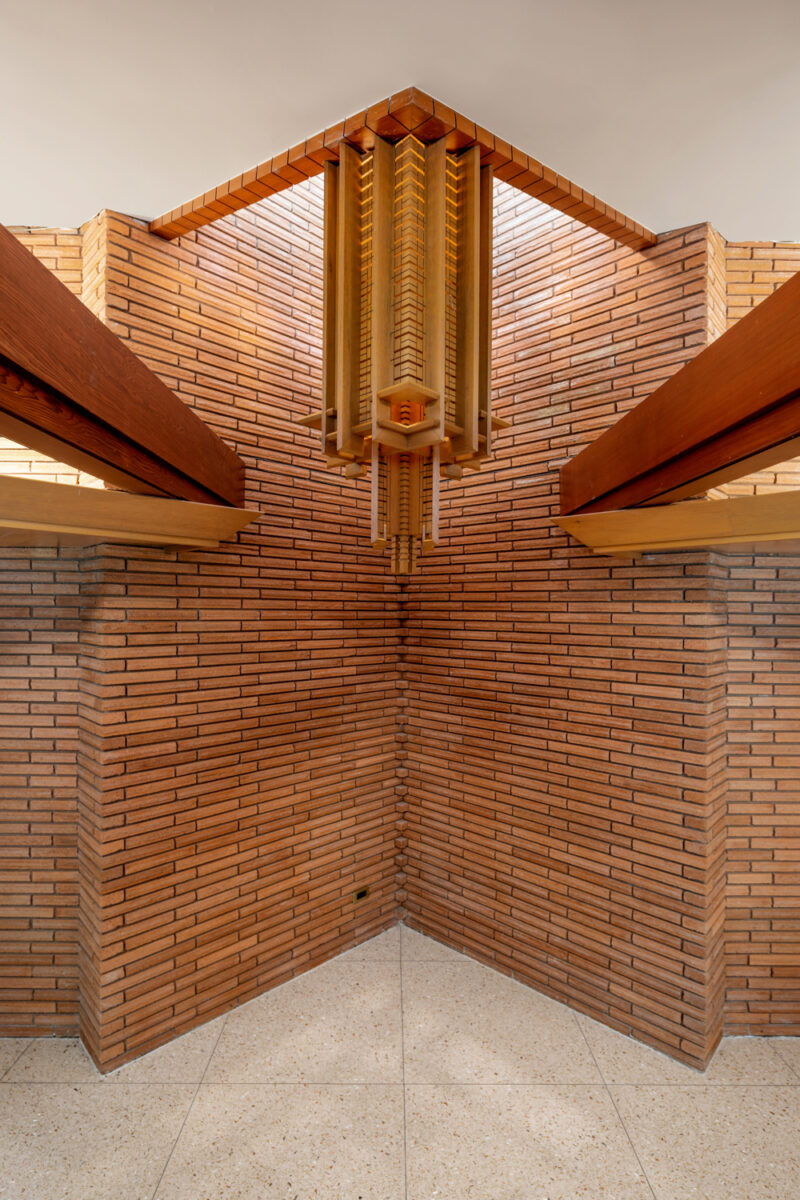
[148,1013,228,1200]
[771,1041,800,1081]
[1,1078,796,1088]
[0,1040,32,1082]
[573,1012,658,1200]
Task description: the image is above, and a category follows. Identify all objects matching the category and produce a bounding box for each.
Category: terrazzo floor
[1,923,799,1199]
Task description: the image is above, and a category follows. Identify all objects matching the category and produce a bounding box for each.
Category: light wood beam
[0,473,257,549]
[556,490,800,556]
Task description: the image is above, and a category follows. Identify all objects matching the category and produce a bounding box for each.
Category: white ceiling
[2,0,799,241]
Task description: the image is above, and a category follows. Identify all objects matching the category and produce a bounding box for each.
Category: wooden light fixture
[300,133,509,573]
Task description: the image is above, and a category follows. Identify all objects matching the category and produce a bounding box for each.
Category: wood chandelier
[300,133,510,573]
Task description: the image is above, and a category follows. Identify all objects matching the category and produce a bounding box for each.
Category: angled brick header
[149,86,656,252]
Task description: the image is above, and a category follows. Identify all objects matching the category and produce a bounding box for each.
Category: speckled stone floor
[1,923,799,1199]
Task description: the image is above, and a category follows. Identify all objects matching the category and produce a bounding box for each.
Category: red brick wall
[726,241,800,326]
[399,200,800,1058]
[0,230,87,1036]
[718,241,800,496]
[0,544,83,1035]
[9,227,83,290]
[1,191,403,1064]
[724,549,800,1037]
[77,189,403,1068]
[401,193,732,1067]
[2,189,798,1066]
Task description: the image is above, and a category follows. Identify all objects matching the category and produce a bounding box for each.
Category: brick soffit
[149,86,656,251]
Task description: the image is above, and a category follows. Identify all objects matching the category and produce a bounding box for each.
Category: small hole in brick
[353,886,370,903]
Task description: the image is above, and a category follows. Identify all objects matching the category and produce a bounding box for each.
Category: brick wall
[0,543,83,1035]
[401,190,733,1066]
[724,548,800,1037]
[726,241,800,326]
[2,184,798,1067]
[717,241,800,496]
[399,198,800,1058]
[0,230,87,1036]
[75,192,402,1068]
[714,242,800,1038]
[1,189,404,1065]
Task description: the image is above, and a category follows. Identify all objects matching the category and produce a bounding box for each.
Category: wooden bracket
[556,490,800,557]
[0,474,257,549]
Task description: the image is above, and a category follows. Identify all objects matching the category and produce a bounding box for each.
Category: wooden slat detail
[0,473,257,549]
[423,138,446,442]
[334,143,363,457]
[0,222,244,505]
[478,164,493,457]
[149,86,655,251]
[452,146,481,460]
[321,161,338,458]
[560,268,800,515]
[556,490,800,557]
[371,137,395,437]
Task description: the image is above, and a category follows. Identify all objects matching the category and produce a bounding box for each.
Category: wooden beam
[148,86,656,252]
[0,222,244,506]
[556,490,800,557]
[0,473,257,549]
[0,363,228,503]
[560,269,800,515]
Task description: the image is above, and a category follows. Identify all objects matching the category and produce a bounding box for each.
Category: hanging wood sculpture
[299,133,510,573]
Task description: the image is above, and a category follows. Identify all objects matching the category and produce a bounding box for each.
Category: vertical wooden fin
[370,439,382,545]
[371,137,395,439]
[335,142,363,456]
[430,444,441,545]
[478,164,493,457]
[452,145,481,459]
[322,161,338,456]
[424,138,446,442]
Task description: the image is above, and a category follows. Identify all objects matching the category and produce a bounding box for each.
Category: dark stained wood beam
[149,87,656,253]
[0,222,244,506]
[560,268,800,515]
[0,363,230,503]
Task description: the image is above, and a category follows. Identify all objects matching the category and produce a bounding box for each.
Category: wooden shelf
[0,474,258,549]
[555,489,800,556]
